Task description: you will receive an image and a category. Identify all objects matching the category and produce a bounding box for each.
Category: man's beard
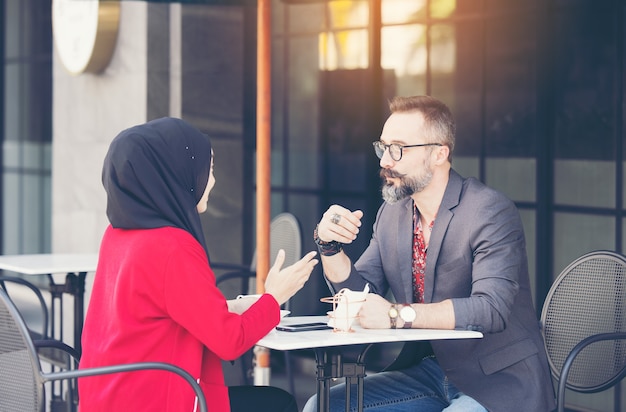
[380,165,433,204]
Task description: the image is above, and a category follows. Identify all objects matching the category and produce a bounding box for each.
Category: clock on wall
[52,0,121,75]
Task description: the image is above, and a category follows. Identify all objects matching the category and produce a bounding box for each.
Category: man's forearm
[408,300,455,329]
[320,251,352,283]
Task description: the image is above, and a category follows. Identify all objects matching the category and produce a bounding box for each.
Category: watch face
[400,305,416,322]
[388,307,399,318]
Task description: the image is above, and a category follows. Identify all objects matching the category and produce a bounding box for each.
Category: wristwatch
[399,304,416,329]
[388,305,399,329]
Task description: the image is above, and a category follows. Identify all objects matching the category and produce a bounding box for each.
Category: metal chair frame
[0,288,207,412]
[540,250,626,412]
[0,275,50,340]
[0,274,82,410]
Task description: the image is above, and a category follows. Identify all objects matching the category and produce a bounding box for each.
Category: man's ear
[433,145,450,165]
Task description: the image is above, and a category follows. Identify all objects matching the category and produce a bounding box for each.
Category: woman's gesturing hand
[264,250,319,305]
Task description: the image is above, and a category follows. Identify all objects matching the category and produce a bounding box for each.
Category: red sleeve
[162,231,280,360]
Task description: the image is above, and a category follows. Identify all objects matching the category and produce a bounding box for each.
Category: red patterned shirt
[412,207,434,303]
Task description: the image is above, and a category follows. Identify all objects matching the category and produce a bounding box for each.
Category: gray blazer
[330,169,556,412]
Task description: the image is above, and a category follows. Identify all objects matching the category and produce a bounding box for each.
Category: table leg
[313,346,370,412]
[354,344,373,412]
[314,349,332,412]
[340,359,367,412]
[46,275,66,412]
[47,271,87,354]
[67,271,87,355]
[46,271,86,412]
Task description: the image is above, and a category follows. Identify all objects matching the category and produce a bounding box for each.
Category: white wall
[52,3,148,253]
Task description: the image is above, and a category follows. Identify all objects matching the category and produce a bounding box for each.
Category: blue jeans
[301,357,487,412]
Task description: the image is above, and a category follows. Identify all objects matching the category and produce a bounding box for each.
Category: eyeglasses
[372,141,442,161]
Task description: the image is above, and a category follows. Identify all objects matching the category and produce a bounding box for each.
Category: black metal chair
[0,274,82,410]
[0,275,78,359]
[214,212,302,393]
[540,250,626,412]
[0,288,208,412]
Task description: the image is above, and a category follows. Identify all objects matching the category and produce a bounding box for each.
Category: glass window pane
[486,157,536,203]
[328,153,367,192]
[329,0,369,29]
[287,36,321,188]
[287,3,325,33]
[289,194,319,238]
[288,150,320,188]
[4,0,20,58]
[553,7,616,161]
[272,0,285,35]
[453,156,480,180]
[270,149,284,186]
[553,213,615,281]
[454,0,483,16]
[319,29,368,70]
[288,195,328,315]
[381,24,427,94]
[382,0,426,24]
[22,142,48,170]
[2,173,20,254]
[554,160,615,208]
[430,24,455,74]
[4,65,21,141]
[622,163,626,210]
[2,0,52,255]
[485,15,537,158]
[484,0,538,12]
[518,209,536,304]
[320,69,379,192]
[22,174,45,253]
[430,0,457,19]
[272,37,285,162]
[451,20,482,158]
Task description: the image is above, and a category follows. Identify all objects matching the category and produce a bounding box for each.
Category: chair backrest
[0,288,46,411]
[0,275,49,340]
[217,213,303,298]
[540,250,626,393]
[251,212,303,272]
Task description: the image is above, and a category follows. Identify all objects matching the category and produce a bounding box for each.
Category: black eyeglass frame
[372,141,443,161]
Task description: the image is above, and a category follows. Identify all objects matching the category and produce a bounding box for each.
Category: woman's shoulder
[105,226,203,254]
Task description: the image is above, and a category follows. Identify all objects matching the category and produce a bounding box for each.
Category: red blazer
[79,226,280,411]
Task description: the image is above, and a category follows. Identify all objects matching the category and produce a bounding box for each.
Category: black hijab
[102,117,212,256]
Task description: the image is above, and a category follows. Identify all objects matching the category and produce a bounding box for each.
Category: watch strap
[313,225,343,256]
[388,304,398,329]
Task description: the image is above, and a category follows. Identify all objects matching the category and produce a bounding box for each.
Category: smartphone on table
[275,322,333,332]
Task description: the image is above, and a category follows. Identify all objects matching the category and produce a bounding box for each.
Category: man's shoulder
[453,170,514,205]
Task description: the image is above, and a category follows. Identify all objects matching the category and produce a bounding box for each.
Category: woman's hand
[264,250,319,305]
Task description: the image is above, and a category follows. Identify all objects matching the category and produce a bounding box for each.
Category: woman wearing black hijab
[79,117,318,411]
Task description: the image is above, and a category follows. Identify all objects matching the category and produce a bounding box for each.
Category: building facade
[1,0,625,410]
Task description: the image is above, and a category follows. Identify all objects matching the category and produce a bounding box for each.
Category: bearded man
[303,95,556,412]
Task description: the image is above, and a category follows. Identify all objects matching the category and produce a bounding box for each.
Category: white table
[0,253,98,352]
[258,316,483,412]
